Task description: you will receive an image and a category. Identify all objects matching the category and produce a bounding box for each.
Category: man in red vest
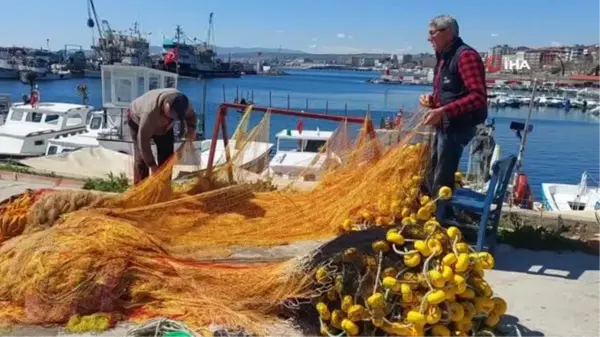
[420,15,488,202]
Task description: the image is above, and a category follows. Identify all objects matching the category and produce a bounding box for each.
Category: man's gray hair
[430,15,459,37]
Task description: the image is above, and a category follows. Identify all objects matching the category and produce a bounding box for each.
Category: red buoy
[513,173,533,209]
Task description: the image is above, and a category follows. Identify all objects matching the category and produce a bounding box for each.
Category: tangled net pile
[0,107,509,336]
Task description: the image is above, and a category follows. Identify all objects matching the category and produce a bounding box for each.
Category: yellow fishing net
[0,107,508,336]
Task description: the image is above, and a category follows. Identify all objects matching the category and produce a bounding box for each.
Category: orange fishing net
[0,107,508,336]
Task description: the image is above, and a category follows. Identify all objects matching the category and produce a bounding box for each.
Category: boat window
[149,74,160,90]
[567,201,586,211]
[25,112,43,123]
[115,78,134,104]
[305,140,327,152]
[47,145,58,155]
[65,113,83,127]
[44,114,60,124]
[103,70,112,104]
[89,116,103,130]
[164,76,176,88]
[9,110,24,121]
[34,140,44,146]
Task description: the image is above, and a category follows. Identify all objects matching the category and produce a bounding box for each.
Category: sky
[1,0,599,54]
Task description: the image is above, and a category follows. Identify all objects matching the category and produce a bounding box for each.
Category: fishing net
[0,106,509,336]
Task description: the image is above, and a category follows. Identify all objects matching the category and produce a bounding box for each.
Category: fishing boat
[267,128,334,181]
[541,171,600,217]
[0,101,91,158]
[158,16,241,79]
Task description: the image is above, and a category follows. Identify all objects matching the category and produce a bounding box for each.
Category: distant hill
[149,45,307,56]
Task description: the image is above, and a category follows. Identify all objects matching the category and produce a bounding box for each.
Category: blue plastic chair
[448,155,517,253]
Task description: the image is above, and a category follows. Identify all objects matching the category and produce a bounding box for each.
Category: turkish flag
[165,47,179,65]
[296,119,304,134]
[486,56,502,73]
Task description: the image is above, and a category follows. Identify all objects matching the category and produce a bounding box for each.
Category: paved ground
[0,180,598,336]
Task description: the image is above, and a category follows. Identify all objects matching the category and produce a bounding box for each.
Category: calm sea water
[0,69,598,198]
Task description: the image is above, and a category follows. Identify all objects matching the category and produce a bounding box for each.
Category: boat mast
[512,78,538,184]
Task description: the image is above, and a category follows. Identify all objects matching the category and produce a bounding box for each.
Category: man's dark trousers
[427,127,475,218]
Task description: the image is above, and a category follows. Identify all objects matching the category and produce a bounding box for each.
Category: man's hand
[423,107,446,126]
[150,165,159,175]
[419,94,434,108]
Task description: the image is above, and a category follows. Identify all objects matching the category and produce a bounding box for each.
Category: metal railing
[212,85,417,118]
[205,103,377,181]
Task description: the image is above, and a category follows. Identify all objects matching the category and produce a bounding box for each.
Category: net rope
[0,106,508,336]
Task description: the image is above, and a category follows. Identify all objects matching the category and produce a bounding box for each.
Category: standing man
[128,88,197,184]
[420,15,488,197]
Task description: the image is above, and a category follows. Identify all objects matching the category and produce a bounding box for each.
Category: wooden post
[220,113,234,184]
[201,79,208,139]
[205,106,225,177]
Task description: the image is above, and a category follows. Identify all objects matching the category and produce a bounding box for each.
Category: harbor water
[0,69,598,198]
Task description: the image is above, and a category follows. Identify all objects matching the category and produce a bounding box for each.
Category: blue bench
[444,155,517,253]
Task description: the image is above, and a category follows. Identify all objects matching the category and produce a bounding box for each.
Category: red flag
[486,55,502,73]
[296,119,304,134]
[164,47,179,65]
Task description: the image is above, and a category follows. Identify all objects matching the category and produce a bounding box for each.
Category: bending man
[420,15,488,197]
[128,88,197,184]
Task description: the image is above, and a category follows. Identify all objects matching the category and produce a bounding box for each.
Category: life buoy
[513,173,533,209]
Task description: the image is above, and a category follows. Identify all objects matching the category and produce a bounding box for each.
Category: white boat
[541,172,600,217]
[0,102,91,158]
[44,110,118,155]
[590,106,600,116]
[267,128,334,181]
[545,97,565,107]
[0,59,18,80]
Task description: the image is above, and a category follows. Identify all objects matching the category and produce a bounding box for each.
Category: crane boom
[87,0,103,39]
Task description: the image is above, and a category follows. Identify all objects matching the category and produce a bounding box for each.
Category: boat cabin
[268,129,334,180]
[98,64,177,145]
[96,64,204,154]
[0,102,91,157]
[45,110,120,155]
[101,64,178,109]
[274,129,333,153]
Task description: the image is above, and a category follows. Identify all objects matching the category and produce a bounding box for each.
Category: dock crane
[86,0,103,43]
[205,13,216,53]
[85,0,117,61]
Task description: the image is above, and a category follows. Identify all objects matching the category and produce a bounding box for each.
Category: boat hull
[154,63,242,79]
[541,182,600,213]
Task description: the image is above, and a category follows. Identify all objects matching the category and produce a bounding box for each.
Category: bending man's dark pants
[128,120,175,184]
[426,128,475,218]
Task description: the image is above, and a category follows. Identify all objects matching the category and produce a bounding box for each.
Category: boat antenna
[512,78,538,185]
